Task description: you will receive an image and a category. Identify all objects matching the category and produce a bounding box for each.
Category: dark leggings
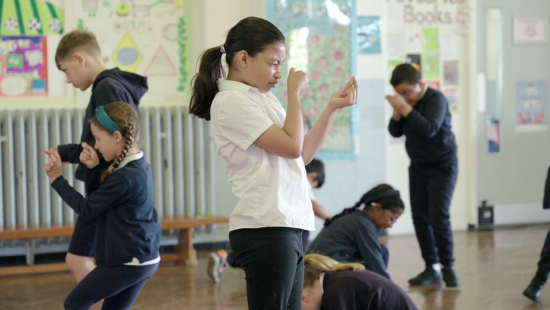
[229,227,304,310]
[64,263,158,310]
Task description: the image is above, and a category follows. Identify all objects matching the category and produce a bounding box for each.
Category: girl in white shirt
[189,16,358,310]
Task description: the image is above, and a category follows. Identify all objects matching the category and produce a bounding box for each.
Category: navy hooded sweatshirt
[57,68,148,195]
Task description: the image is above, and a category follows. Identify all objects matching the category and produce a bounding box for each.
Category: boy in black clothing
[46,30,148,308]
[386,63,460,287]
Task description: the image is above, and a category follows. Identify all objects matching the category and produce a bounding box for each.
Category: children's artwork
[444,88,458,113]
[357,16,381,54]
[0,0,64,35]
[487,118,501,153]
[404,24,422,53]
[406,54,421,73]
[72,0,189,100]
[422,53,440,79]
[443,60,459,86]
[516,80,548,132]
[514,16,547,44]
[422,28,439,51]
[0,36,48,97]
[425,80,440,90]
[267,0,358,161]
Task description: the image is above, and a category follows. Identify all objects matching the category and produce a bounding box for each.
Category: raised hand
[329,76,359,110]
[80,142,99,169]
[287,67,309,97]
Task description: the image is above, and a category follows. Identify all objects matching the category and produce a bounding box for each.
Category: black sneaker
[408,266,443,286]
[442,265,461,287]
[523,277,546,302]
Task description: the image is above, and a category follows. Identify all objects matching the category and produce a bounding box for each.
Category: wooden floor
[2,225,550,309]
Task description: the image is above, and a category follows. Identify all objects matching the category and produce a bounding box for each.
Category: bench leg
[25,239,36,266]
[174,228,197,266]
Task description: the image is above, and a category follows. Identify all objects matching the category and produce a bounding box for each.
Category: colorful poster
[357,16,381,54]
[405,24,422,54]
[422,28,439,51]
[444,87,458,113]
[0,36,48,97]
[422,53,440,79]
[443,60,459,86]
[73,0,190,99]
[516,80,548,132]
[267,0,358,161]
[0,0,64,35]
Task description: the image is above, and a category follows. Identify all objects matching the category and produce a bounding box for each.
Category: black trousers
[409,159,458,265]
[227,229,309,269]
[229,227,304,310]
[64,263,158,310]
[537,230,550,279]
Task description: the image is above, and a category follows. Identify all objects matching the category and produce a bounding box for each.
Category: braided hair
[89,102,140,183]
[324,184,404,227]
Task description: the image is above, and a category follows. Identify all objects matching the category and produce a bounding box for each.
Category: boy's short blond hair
[55,30,101,69]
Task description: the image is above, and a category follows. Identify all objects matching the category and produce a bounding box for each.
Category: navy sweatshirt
[51,157,161,268]
[321,270,418,310]
[58,68,148,195]
[307,211,390,279]
[388,87,457,164]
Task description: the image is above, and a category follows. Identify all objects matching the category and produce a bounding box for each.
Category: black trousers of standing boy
[64,263,158,310]
[229,227,304,310]
[409,159,458,266]
[536,229,550,280]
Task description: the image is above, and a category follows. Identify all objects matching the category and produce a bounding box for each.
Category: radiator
[0,105,215,252]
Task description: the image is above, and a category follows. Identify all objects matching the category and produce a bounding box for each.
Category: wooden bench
[0,216,229,276]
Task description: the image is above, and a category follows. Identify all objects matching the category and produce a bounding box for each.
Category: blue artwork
[357,16,381,54]
[267,0,358,161]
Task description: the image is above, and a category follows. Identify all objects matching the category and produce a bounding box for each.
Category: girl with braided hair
[45,102,161,310]
[307,184,404,280]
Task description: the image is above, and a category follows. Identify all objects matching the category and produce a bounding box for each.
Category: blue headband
[95,106,121,132]
[363,190,400,205]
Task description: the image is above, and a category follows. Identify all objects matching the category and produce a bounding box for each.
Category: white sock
[432,263,441,272]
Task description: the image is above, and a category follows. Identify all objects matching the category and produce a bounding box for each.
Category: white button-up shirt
[211,80,314,232]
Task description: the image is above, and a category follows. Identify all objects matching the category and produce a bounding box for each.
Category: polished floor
[2,225,550,309]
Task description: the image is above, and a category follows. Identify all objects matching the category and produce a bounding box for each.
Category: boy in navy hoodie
[46,30,148,309]
[386,63,460,288]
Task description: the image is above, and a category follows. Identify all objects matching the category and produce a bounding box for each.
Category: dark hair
[305,158,325,188]
[390,63,421,87]
[189,17,285,120]
[324,184,404,227]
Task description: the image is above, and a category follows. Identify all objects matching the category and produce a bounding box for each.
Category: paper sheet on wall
[0,36,48,97]
[440,31,458,60]
[422,28,439,51]
[516,80,548,132]
[357,16,381,54]
[387,32,405,60]
[72,1,189,100]
[422,53,440,79]
[443,60,459,86]
[405,24,422,54]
